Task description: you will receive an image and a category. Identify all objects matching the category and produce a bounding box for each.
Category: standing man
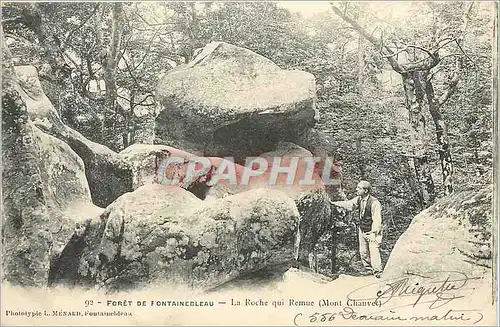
[331,181,383,278]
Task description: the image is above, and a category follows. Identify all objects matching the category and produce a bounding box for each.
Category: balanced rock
[156,42,317,159]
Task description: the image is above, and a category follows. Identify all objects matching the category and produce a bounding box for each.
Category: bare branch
[434,1,476,108]
[433,38,458,52]
[117,93,155,108]
[329,2,403,72]
[438,75,459,107]
[437,37,456,46]
[400,54,441,73]
[115,30,134,68]
[460,2,475,38]
[426,66,445,81]
[330,3,384,50]
[122,55,146,92]
[62,4,99,50]
[382,46,408,58]
[383,44,437,61]
[133,94,155,106]
[131,26,161,71]
[406,45,437,59]
[60,49,79,70]
[117,94,131,102]
[134,4,176,27]
[330,2,441,73]
[455,39,478,67]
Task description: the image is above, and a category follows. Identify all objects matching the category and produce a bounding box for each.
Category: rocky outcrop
[32,127,104,254]
[383,185,493,279]
[14,66,133,207]
[118,144,176,190]
[138,141,337,270]
[295,129,344,200]
[255,142,334,267]
[118,144,247,199]
[156,42,318,159]
[4,41,339,290]
[2,41,52,286]
[125,142,335,267]
[118,143,210,190]
[2,35,102,287]
[53,185,299,291]
[201,142,334,268]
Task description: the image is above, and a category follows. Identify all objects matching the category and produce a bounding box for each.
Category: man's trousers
[357,227,383,273]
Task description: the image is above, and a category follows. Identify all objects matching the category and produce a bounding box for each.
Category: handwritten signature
[291,271,486,325]
[293,307,484,326]
[347,270,482,309]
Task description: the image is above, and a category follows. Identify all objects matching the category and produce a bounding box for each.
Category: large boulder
[49,185,202,289]
[118,143,207,190]
[2,42,51,286]
[259,142,333,267]
[33,127,105,286]
[56,185,299,291]
[200,142,334,268]
[383,185,493,279]
[2,37,102,287]
[32,127,104,253]
[156,42,318,159]
[3,115,104,288]
[14,66,134,207]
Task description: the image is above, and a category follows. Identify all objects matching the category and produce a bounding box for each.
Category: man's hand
[366,230,381,243]
[329,199,345,208]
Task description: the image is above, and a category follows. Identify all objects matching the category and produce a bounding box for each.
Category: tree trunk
[24,4,61,75]
[423,75,454,195]
[357,33,364,94]
[102,2,124,151]
[354,3,365,95]
[355,135,367,179]
[330,228,339,275]
[401,72,436,206]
